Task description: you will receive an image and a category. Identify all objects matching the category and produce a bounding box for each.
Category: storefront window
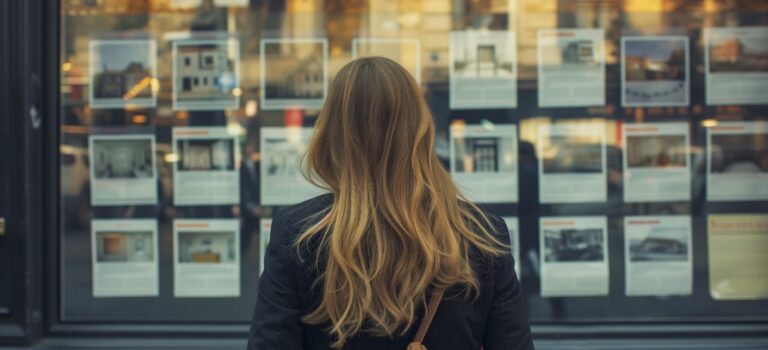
[59,0,768,324]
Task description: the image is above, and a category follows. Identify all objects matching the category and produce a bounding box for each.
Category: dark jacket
[248,193,534,350]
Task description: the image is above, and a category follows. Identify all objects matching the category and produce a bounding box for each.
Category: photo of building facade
[173,38,239,110]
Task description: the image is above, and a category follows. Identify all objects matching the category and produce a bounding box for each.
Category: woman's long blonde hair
[297,57,505,348]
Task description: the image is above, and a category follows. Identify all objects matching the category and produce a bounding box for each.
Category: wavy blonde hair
[297,57,505,348]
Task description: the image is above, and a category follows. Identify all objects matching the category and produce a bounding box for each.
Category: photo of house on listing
[173,38,240,110]
[622,36,689,106]
[261,39,328,110]
[89,39,157,109]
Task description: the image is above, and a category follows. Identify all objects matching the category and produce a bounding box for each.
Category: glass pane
[59,0,768,324]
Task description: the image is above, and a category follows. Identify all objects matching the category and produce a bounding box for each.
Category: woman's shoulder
[459,201,509,238]
[270,193,333,244]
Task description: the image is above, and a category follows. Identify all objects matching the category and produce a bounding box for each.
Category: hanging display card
[625,215,693,296]
[450,123,518,203]
[705,26,768,105]
[708,214,768,300]
[623,122,691,202]
[260,127,325,205]
[89,134,158,206]
[91,219,159,297]
[173,219,240,297]
[538,122,606,203]
[449,31,517,109]
[537,29,605,107]
[540,216,609,297]
[707,121,768,201]
[172,127,240,205]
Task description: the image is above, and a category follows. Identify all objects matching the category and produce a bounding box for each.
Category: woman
[249,57,534,350]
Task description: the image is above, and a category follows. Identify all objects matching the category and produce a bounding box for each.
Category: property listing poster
[449,31,517,109]
[259,219,271,275]
[260,127,325,205]
[172,127,240,205]
[352,38,420,84]
[91,219,159,297]
[540,216,609,297]
[537,29,605,107]
[170,0,201,8]
[214,0,248,6]
[538,122,606,203]
[708,214,768,300]
[624,216,692,296]
[173,219,240,297]
[621,36,689,107]
[707,121,768,201]
[450,123,518,203]
[623,122,690,202]
[89,134,158,206]
[172,35,240,111]
[89,38,157,109]
[502,217,521,277]
[260,38,328,110]
[705,26,768,105]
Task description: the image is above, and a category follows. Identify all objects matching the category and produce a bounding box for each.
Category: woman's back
[249,194,533,350]
[248,57,534,349]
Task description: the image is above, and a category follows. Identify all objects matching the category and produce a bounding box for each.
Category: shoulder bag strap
[408,288,446,349]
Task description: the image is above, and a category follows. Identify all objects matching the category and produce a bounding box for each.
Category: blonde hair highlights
[297,57,505,348]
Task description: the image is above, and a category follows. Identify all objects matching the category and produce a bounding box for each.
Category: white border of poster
[624,215,693,296]
[91,219,159,297]
[707,121,768,201]
[538,122,607,203]
[623,122,691,202]
[260,126,325,205]
[502,217,521,277]
[259,218,272,275]
[173,219,241,297]
[352,38,421,84]
[214,0,248,6]
[621,36,690,107]
[260,38,329,111]
[170,0,201,8]
[704,26,768,106]
[449,31,517,109]
[172,36,241,111]
[89,134,158,206]
[172,127,240,205]
[537,29,605,107]
[449,123,518,203]
[89,39,157,109]
[540,216,609,297]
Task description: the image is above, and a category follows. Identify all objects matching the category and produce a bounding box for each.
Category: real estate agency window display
[56,0,768,328]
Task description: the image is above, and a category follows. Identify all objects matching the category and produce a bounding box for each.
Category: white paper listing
[623,122,691,202]
[174,219,240,297]
[625,215,693,296]
[172,127,240,205]
[449,31,517,109]
[707,121,768,201]
[89,134,158,206]
[91,219,159,297]
[621,36,689,107]
[538,122,607,203]
[705,26,768,106]
[450,123,518,203]
[540,216,609,297]
[537,29,605,107]
[260,127,325,205]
